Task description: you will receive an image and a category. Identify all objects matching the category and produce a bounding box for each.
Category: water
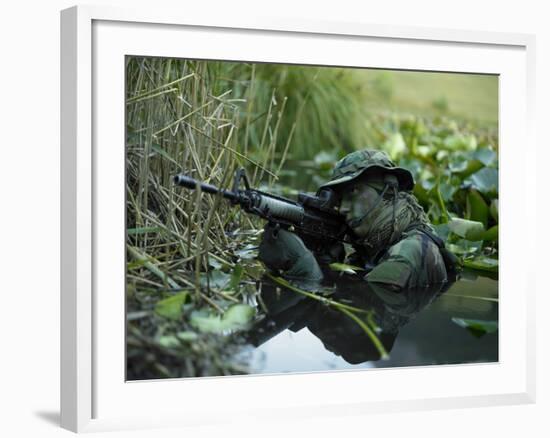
[245,271,498,374]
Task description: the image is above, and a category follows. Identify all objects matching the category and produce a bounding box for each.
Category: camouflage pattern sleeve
[364,230,448,290]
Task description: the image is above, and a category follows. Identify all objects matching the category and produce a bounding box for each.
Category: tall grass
[126,57,373,299]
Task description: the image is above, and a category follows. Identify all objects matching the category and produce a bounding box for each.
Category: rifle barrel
[173,174,237,202]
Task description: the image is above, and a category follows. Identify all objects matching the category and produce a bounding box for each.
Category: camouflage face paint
[339,181,381,237]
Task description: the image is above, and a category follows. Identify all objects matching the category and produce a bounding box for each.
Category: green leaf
[473,148,497,166]
[490,199,499,223]
[428,180,450,223]
[466,167,498,196]
[229,265,244,291]
[452,318,498,338]
[190,304,255,334]
[480,225,498,242]
[154,292,188,320]
[448,218,485,240]
[439,181,457,202]
[189,312,225,334]
[433,223,450,242]
[463,256,498,272]
[157,335,181,348]
[329,262,364,275]
[243,261,265,281]
[444,134,477,151]
[466,189,489,228]
[176,331,199,342]
[223,304,255,326]
[456,160,485,178]
[413,183,430,206]
[447,239,483,255]
[383,132,407,159]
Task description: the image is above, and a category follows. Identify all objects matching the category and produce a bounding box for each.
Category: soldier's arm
[364,232,447,290]
[258,224,323,284]
[364,235,421,291]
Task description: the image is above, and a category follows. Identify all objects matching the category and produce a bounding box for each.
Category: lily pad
[190,304,255,334]
[439,181,457,202]
[448,218,485,240]
[444,134,477,151]
[447,239,483,256]
[472,148,497,166]
[463,256,498,272]
[466,167,498,196]
[154,292,188,320]
[452,318,498,338]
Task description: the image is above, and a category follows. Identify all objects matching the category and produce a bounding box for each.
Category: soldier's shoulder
[384,229,442,267]
[388,229,430,254]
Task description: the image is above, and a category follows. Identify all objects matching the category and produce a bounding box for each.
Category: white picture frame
[60,4,536,433]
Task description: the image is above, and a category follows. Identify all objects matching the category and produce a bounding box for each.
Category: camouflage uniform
[362,227,449,290]
[259,149,453,291]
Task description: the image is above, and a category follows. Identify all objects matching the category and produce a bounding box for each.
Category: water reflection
[247,275,452,368]
[244,271,498,373]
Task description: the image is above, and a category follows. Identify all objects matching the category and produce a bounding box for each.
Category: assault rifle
[173,168,353,252]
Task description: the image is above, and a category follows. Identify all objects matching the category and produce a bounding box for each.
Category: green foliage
[155,292,188,320]
[360,113,499,271]
[361,70,498,124]
[463,256,499,272]
[370,71,394,100]
[449,218,485,240]
[190,304,255,334]
[207,62,373,160]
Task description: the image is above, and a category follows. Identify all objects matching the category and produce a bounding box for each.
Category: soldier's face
[338,181,381,237]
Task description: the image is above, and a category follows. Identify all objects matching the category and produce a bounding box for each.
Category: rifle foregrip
[256,196,304,223]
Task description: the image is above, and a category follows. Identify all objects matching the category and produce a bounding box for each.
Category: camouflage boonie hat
[320,149,415,191]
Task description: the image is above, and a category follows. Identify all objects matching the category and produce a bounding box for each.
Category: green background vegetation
[362,69,498,124]
[126,57,498,379]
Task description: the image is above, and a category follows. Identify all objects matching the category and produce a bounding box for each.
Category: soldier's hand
[315,241,346,265]
[258,224,323,283]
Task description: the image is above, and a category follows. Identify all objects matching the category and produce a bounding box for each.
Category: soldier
[258,149,457,291]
